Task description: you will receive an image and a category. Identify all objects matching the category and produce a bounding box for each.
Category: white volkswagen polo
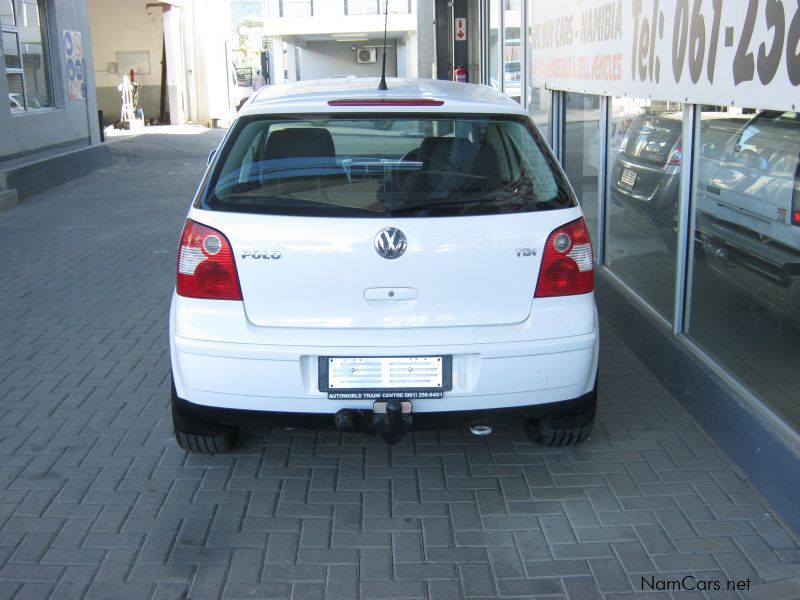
[170,78,599,450]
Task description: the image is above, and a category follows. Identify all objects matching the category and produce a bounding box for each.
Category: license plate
[319,356,451,397]
[620,168,637,188]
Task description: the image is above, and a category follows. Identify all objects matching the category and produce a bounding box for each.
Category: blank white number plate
[328,357,443,389]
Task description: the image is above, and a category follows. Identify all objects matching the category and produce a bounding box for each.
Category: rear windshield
[201,114,575,217]
[623,116,682,166]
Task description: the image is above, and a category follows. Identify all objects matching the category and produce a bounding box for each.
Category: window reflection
[0,0,15,24]
[488,0,500,91]
[2,0,51,111]
[563,93,601,245]
[605,99,683,321]
[502,0,520,102]
[689,109,800,432]
[528,87,550,146]
[7,72,23,111]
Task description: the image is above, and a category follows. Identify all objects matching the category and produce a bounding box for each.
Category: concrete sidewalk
[0,128,798,599]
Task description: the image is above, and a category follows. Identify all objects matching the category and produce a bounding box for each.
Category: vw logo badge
[374,227,407,259]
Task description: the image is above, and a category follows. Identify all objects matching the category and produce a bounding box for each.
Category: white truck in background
[695,110,800,288]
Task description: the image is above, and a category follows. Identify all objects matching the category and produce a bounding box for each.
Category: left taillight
[177,219,242,300]
[668,142,683,166]
[534,217,594,298]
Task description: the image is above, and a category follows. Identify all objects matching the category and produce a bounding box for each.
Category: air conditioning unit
[357,47,377,64]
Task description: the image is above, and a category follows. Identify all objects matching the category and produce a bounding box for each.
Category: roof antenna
[378,0,389,90]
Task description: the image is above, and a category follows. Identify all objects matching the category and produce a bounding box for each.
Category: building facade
[466,0,799,531]
[260,0,418,84]
[88,0,236,128]
[1,0,100,160]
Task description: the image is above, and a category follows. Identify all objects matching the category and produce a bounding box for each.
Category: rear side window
[201,114,575,217]
[731,111,800,174]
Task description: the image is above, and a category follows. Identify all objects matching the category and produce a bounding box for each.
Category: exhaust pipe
[470,425,492,436]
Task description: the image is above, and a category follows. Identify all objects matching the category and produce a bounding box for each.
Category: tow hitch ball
[372,399,413,444]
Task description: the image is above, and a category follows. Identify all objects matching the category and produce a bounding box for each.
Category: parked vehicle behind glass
[695,110,800,292]
[609,112,683,228]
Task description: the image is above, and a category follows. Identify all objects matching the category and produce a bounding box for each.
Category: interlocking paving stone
[0,128,798,599]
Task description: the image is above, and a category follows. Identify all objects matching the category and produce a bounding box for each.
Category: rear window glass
[731,111,800,175]
[623,115,682,166]
[201,114,575,217]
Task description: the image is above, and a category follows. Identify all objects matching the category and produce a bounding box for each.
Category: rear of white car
[170,79,599,449]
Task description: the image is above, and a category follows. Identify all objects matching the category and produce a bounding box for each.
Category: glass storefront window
[344,0,378,16]
[688,108,800,432]
[2,0,51,111]
[2,30,19,67]
[527,87,550,145]
[0,0,15,24]
[488,0,500,91]
[605,99,683,321]
[7,72,23,111]
[563,92,601,244]
[502,0,520,102]
[280,0,312,17]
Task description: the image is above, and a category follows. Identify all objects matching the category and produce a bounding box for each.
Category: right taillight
[177,219,242,300]
[534,217,594,298]
[668,142,683,166]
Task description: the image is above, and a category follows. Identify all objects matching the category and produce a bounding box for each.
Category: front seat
[259,127,346,194]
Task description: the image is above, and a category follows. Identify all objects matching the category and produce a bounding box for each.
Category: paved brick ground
[1,128,799,599]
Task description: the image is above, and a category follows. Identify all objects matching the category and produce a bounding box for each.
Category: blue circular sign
[67,58,75,81]
[64,31,73,56]
[75,59,84,81]
[80,82,87,99]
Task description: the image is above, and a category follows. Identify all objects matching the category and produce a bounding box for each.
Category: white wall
[403,31,418,78]
[415,0,433,78]
[88,0,163,123]
[299,40,398,80]
[189,0,233,125]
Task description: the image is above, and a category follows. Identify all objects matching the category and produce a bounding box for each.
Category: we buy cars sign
[530,0,800,112]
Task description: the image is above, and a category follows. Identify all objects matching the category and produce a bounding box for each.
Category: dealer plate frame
[318,355,452,397]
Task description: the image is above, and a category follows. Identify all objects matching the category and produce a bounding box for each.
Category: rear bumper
[171,334,599,414]
[170,293,600,415]
[172,384,597,432]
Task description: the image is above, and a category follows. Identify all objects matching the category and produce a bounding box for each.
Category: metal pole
[497,0,504,93]
[520,0,527,106]
[596,95,610,266]
[673,103,697,334]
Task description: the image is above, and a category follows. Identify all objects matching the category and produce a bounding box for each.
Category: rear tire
[528,382,597,447]
[171,379,239,453]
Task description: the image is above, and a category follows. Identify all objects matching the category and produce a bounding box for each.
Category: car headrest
[428,137,501,190]
[418,136,457,165]
[263,127,336,160]
[429,137,479,174]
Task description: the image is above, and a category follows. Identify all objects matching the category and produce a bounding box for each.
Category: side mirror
[207,148,217,166]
